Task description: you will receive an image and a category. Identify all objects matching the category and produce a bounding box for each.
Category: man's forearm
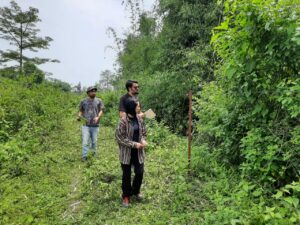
[98,110,103,118]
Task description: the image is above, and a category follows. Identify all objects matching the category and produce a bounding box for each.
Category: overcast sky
[0,0,155,87]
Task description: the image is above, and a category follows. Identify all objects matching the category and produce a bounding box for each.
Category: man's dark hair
[125,80,138,91]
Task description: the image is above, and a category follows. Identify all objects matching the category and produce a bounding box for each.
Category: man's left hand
[93,116,100,123]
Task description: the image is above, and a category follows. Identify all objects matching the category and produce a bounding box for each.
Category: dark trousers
[121,149,144,198]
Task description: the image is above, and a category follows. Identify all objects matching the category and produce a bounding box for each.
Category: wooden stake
[188,90,192,175]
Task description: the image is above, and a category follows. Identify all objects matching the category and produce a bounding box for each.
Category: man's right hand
[141,140,147,147]
[137,112,145,119]
[135,143,144,149]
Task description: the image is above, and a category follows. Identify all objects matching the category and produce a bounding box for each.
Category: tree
[73,82,82,93]
[98,70,115,91]
[0,1,59,72]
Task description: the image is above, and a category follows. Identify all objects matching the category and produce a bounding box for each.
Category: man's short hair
[125,80,138,91]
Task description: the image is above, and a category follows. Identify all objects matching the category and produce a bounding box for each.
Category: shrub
[0,78,75,176]
[194,0,300,187]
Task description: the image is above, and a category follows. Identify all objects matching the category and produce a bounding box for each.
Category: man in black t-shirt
[119,80,144,118]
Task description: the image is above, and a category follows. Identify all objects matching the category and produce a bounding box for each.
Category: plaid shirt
[115,116,147,165]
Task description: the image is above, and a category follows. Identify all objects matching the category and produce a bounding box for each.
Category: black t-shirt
[130,117,139,157]
[131,117,140,142]
[119,93,138,112]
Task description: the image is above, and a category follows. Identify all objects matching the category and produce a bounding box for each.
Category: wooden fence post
[188,90,192,175]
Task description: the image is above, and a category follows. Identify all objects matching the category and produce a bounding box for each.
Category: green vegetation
[0,78,78,223]
[203,0,300,186]
[1,0,299,224]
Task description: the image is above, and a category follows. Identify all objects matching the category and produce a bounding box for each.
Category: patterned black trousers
[121,149,144,198]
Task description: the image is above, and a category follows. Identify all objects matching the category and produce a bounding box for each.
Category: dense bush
[0,78,77,176]
[194,0,299,187]
[188,0,300,223]
[191,143,300,224]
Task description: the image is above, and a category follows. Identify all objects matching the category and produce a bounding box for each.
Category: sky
[0,0,155,87]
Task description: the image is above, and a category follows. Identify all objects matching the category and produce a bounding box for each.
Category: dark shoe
[134,193,144,201]
[82,156,87,162]
[122,197,130,207]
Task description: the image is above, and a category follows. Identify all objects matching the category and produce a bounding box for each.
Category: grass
[3,112,283,224]
[68,125,205,224]
[1,116,207,224]
[0,117,82,224]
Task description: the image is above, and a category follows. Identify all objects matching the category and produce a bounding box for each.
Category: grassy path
[67,124,205,224]
[1,117,206,224]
